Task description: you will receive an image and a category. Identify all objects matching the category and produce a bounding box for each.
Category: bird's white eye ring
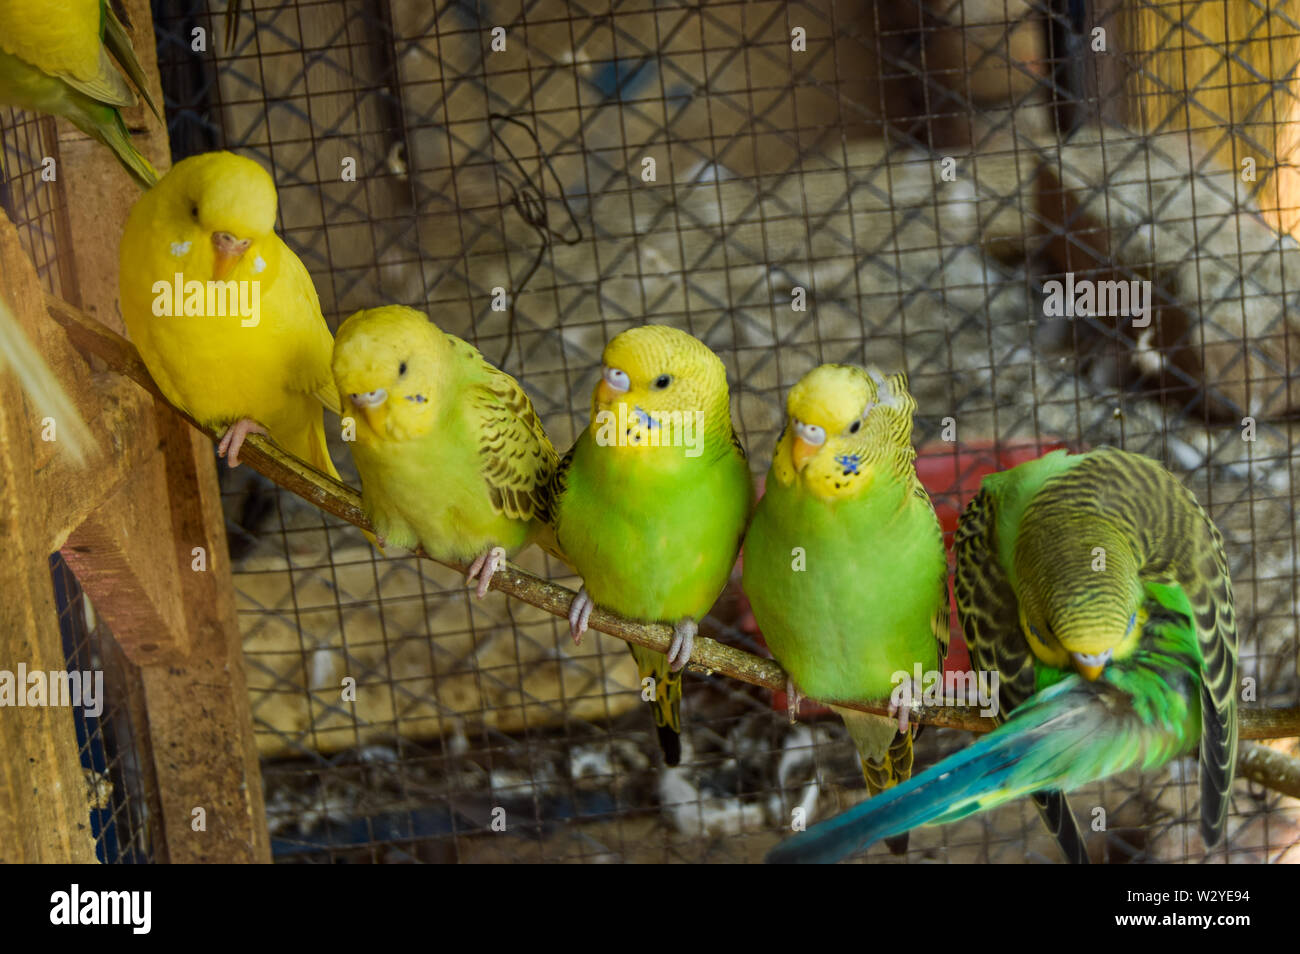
[793,420,826,445]
[603,366,630,393]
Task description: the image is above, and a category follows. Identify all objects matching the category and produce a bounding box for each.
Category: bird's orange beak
[212,231,252,280]
[349,389,389,435]
[1070,649,1113,682]
[1074,662,1105,681]
[791,436,820,472]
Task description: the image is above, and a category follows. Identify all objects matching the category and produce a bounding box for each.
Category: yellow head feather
[138,152,281,284]
[1014,521,1146,663]
[772,363,917,500]
[169,152,278,239]
[333,305,450,443]
[591,324,734,455]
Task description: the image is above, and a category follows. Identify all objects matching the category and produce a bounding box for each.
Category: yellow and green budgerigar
[119,151,340,478]
[332,305,558,597]
[550,325,753,765]
[0,0,160,188]
[766,578,1215,864]
[742,364,948,851]
[953,446,1238,862]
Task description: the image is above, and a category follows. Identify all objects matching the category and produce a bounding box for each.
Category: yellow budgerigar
[0,0,160,188]
[119,151,340,477]
[332,305,559,597]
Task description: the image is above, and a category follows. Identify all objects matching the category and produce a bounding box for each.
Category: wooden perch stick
[1238,743,1300,800]
[46,294,1300,754]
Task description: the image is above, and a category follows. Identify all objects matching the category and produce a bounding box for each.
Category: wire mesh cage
[50,555,158,864]
[0,111,74,300]
[1,0,1298,863]
[145,0,1299,863]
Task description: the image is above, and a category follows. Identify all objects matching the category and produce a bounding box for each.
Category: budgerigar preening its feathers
[952,446,1238,862]
[766,580,1206,864]
[0,0,160,188]
[742,365,948,852]
[332,304,558,596]
[549,325,753,765]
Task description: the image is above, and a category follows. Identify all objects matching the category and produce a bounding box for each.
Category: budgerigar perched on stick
[332,305,558,596]
[742,365,948,853]
[0,0,160,188]
[549,325,753,765]
[766,579,1213,864]
[119,152,340,477]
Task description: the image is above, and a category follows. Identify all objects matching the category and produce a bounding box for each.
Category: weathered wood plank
[0,215,97,864]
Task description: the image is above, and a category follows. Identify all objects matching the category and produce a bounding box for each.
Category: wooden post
[0,221,98,864]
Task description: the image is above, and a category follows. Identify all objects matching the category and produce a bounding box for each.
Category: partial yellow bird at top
[0,0,160,188]
[118,151,341,479]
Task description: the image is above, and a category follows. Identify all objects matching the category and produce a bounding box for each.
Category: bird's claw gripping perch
[569,586,594,645]
[785,677,803,725]
[888,676,923,734]
[217,417,268,468]
[466,546,507,599]
[666,617,697,672]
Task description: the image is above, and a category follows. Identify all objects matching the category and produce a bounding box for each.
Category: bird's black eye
[848,420,861,434]
[398,361,407,376]
[653,374,672,389]
[190,205,199,219]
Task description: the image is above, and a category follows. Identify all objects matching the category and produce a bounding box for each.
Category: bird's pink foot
[785,676,803,725]
[666,617,696,673]
[217,418,268,468]
[888,676,923,733]
[568,585,594,645]
[466,546,507,599]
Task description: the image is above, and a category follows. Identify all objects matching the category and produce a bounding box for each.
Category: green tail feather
[101,0,163,122]
[85,105,157,189]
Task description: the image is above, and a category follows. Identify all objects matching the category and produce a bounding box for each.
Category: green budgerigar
[953,446,1238,862]
[0,0,160,188]
[766,578,1209,864]
[742,364,948,851]
[551,325,753,765]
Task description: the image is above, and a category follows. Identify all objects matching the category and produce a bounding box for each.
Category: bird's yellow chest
[353,429,528,563]
[120,229,297,427]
